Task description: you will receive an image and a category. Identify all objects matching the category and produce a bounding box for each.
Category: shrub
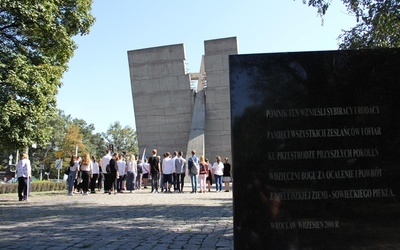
[0,180,67,194]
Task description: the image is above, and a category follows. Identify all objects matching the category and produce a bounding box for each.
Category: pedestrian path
[0,187,233,249]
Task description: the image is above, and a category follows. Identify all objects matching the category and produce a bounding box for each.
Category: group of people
[66,150,139,196]
[143,149,232,194]
[65,148,232,196]
[14,147,232,201]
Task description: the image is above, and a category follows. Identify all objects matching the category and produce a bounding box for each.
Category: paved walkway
[0,187,233,249]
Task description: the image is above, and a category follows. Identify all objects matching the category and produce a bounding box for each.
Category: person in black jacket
[148,149,160,193]
[109,153,119,195]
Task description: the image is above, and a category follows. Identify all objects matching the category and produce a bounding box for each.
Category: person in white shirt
[90,155,99,194]
[117,155,126,192]
[212,156,224,192]
[162,152,174,192]
[16,152,31,201]
[101,150,112,193]
[142,158,150,189]
[126,154,137,193]
[80,153,93,195]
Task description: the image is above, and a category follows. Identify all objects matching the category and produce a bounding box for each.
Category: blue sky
[57,0,355,133]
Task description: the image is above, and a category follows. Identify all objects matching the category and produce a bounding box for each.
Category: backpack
[188,157,194,168]
[190,157,199,175]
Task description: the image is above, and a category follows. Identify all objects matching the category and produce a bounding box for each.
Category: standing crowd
[65,148,232,196]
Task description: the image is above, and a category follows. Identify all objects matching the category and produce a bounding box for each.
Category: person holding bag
[188,150,199,193]
[68,155,79,196]
[198,155,208,193]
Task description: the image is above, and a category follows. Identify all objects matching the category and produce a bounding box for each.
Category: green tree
[103,122,138,157]
[61,124,86,158]
[48,110,72,149]
[71,118,106,157]
[0,0,95,150]
[301,0,400,49]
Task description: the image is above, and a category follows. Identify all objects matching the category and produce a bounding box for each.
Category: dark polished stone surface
[230,49,400,249]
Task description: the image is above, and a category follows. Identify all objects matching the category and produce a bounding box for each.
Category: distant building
[127,37,238,162]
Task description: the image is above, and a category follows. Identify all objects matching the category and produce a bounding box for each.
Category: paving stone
[0,187,233,249]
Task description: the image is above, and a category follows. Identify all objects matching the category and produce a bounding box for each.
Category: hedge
[0,181,67,194]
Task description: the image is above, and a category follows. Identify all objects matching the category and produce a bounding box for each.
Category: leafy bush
[0,180,67,194]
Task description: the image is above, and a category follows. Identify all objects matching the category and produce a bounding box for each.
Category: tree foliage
[0,0,95,150]
[1,109,137,178]
[61,124,86,158]
[102,121,138,157]
[302,0,400,49]
[71,118,105,158]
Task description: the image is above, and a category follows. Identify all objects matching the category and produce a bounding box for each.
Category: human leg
[190,174,195,192]
[90,174,98,193]
[126,172,133,191]
[151,173,159,192]
[18,177,25,201]
[68,171,76,194]
[224,177,230,191]
[193,174,198,193]
[180,173,185,192]
[215,175,222,191]
[117,176,122,192]
[104,173,111,193]
[143,174,148,189]
[81,171,90,194]
[175,173,181,192]
[199,174,206,192]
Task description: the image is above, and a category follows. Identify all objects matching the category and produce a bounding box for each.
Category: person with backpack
[188,149,199,193]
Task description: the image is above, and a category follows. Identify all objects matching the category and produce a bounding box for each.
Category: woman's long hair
[81,153,90,165]
[200,155,205,164]
[69,155,77,167]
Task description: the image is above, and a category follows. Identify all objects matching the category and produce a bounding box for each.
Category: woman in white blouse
[80,154,92,195]
[125,154,137,193]
[16,152,31,201]
[212,156,224,192]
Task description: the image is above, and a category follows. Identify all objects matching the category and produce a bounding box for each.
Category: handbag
[64,167,70,175]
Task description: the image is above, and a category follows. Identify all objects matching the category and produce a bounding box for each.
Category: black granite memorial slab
[230,49,400,249]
